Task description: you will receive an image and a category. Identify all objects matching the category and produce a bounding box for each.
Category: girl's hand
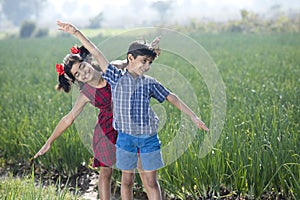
[34,142,51,159]
[56,20,78,34]
[191,116,209,131]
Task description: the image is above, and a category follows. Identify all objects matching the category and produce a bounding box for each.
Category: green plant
[0,32,299,199]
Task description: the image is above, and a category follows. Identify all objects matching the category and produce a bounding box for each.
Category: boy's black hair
[127,41,157,60]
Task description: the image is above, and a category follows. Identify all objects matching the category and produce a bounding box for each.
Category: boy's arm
[56,20,109,73]
[166,93,209,131]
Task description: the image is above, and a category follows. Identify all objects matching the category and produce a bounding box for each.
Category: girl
[34,45,125,200]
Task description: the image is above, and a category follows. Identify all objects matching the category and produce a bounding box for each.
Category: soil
[0,161,287,200]
[0,161,148,200]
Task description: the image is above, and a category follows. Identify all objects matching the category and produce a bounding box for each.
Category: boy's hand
[191,116,209,131]
[57,20,78,34]
[34,142,51,159]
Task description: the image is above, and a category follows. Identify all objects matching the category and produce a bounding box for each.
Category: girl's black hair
[56,46,91,93]
[79,45,90,59]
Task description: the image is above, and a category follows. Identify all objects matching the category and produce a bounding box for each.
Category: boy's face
[127,54,154,77]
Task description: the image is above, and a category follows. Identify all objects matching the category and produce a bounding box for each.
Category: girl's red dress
[81,83,117,167]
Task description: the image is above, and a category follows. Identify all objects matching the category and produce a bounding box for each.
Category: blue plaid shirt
[103,64,170,135]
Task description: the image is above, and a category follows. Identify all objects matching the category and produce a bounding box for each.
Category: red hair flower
[56,63,65,76]
[70,46,80,54]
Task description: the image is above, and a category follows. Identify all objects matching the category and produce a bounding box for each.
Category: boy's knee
[144,178,159,189]
[122,172,135,187]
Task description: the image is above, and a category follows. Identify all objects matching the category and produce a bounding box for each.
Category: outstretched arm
[34,94,89,158]
[56,20,109,72]
[166,93,209,131]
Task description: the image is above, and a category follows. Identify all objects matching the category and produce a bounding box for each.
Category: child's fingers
[203,125,209,131]
[34,150,44,158]
[203,126,209,131]
[56,21,66,29]
[33,153,39,159]
[199,123,209,131]
[56,20,64,26]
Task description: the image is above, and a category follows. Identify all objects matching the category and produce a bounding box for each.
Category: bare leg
[98,167,113,200]
[121,170,135,200]
[138,169,162,200]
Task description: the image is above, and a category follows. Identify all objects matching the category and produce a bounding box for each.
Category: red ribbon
[70,46,80,54]
[56,64,65,76]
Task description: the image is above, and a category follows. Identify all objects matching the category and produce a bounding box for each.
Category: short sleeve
[102,64,123,88]
[150,79,170,103]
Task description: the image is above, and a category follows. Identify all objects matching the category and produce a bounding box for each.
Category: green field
[0,32,299,199]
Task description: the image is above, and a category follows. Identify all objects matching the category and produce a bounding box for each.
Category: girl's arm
[166,93,209,131]
[34,93,89,158]
[110,59,127,70]
[56,20,109,73]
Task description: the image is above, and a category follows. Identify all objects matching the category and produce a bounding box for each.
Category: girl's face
[70,61,94,83]
[127,54,153,77]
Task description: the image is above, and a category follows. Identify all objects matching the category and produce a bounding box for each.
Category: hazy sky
[5,0,300,28]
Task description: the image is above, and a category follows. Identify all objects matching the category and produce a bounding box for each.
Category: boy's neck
[126,66,139,79]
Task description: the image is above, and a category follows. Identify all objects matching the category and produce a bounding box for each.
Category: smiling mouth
[140,68,147,73]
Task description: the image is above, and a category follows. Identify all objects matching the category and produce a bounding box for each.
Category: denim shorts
[116,132,164,171]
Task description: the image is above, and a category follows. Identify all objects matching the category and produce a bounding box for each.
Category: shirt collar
[124,68,145,80]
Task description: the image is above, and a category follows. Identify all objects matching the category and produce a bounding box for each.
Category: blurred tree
[88,12,103,29]
[1,0,46,26]
[34,27,49,38]
[20,21,36,38]
[151,1,172,22]
[240,9,249,21]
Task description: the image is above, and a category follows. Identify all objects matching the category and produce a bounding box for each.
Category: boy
[102,40,209,199]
